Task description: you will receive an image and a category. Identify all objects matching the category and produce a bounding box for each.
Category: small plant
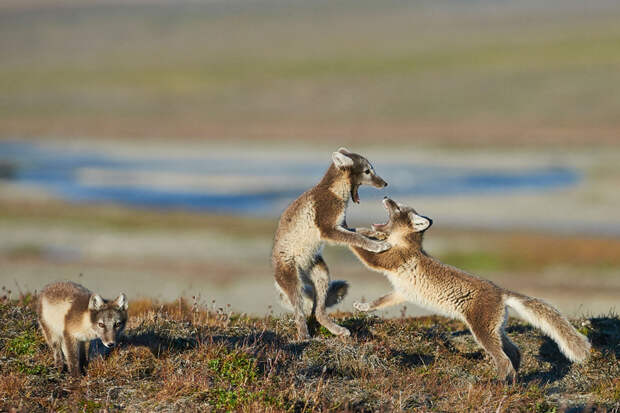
[208,351,258,386]
[206,351,263,410]
[14,360,48,375]
[7,330,39,356]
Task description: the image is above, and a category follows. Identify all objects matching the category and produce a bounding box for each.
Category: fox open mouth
[351,184,360,204]
[371,198,393,231]
[371,221,388,231]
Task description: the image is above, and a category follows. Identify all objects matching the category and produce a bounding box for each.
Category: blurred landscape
[1,0,619,321]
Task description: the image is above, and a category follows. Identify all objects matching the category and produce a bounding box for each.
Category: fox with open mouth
[351,197,590,382]
[272,148,391,340]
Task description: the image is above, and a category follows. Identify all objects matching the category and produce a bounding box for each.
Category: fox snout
[103,341,116,348]
[372,175,388,188]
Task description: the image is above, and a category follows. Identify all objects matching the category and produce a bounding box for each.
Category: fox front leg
[322,225,391,252]
[354,291,405,312]
[354,227,388,240]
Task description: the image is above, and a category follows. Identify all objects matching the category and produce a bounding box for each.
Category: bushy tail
[505,293,590,362]
[276,280,349,313]
[325,280,349,308]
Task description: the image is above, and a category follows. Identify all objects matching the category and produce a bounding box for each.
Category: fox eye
[114,322,121,328]
[364,169,370,174]
[98,322,105,328]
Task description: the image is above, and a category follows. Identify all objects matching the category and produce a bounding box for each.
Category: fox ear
[332,151,354,169]
[113,293,128,311]
[337,147,351,155]
[88,294,105,311]
[409,212,431,232]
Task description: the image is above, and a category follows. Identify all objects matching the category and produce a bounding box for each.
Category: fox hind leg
[275,261,309,340]
[310,256,350,337]
[501,332,521,372]
[467,311,517,383]
[39,321,64,370]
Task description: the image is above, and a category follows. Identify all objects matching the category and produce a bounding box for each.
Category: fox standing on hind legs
[351,198,591,382]
[272,148,391,340]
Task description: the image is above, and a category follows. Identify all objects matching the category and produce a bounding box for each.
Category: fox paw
[369,241,391,253]
[331,325,351,337]
[354,302,371,312]
[372,232,388,241]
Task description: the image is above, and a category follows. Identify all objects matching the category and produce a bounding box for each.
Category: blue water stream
[0,141,580,216]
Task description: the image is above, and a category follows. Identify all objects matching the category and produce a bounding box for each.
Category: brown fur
[272,148,389,339]
[351,198,590,382]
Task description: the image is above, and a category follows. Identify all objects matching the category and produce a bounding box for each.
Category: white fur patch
[89,294,104,310]
[332,152,354,169]
[40,297,71,339]
[505,296,590,362]
[410,212,430,232]
[114,293,128,311]
[73,312,98,341]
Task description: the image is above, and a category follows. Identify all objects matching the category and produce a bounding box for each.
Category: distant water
[0,141,580,216]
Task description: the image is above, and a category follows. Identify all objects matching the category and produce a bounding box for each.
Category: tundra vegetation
[1,292,619,412]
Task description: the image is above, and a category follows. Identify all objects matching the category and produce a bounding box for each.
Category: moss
[6,330,39,357]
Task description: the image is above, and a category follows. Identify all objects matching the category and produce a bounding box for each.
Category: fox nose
[383,182,388,187]
[105,342,116,348]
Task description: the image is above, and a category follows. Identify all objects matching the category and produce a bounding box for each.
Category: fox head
[372,197,432,245]
[331,147,387,203]
[88,293,128,348]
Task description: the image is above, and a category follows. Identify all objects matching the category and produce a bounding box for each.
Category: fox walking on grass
[37,281,128,377]
[272,148,391,339]
[351,198,590,381]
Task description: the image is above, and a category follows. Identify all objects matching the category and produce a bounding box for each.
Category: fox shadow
[119,327,309,358]
[514,316,620,385]
[390,349,435,369]
[519,336,572,384]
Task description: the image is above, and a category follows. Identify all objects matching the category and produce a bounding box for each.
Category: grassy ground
[1,294,619,412]
[1,0,620,144]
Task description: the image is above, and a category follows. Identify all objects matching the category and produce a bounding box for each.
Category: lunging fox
[37,281,128,377]
[351,198,590,381]
[273,148,391,339]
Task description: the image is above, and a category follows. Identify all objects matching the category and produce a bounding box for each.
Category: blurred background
[1,0,619,317]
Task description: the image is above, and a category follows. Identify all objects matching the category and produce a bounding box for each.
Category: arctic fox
[351,198,590,381]
[273,148,391,339]
[37,281,128,376]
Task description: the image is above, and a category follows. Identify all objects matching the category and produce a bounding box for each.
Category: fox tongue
[372,223,387,231]
[351,185,360,204]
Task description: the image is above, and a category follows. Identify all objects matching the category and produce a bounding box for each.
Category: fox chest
[277,204,323,265]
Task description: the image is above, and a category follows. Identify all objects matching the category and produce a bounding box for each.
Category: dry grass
[1,294,619,412]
